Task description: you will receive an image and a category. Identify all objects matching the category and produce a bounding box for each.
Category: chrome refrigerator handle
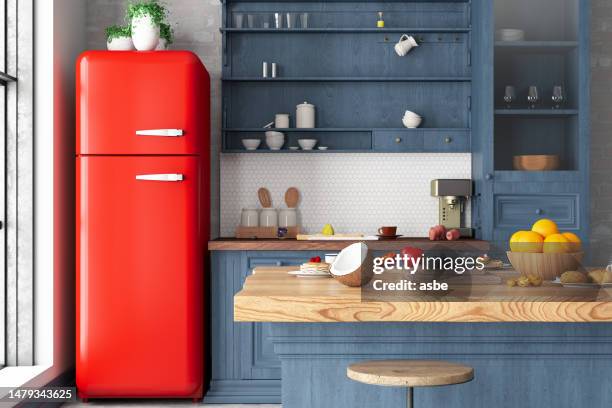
[135,174,184,182]
[135,129,184,137]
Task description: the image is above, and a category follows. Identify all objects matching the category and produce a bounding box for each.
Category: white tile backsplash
[220,153,471,237]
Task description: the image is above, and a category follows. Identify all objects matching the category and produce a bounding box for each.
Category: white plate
[551,277,612,288]
[288,270,331,278]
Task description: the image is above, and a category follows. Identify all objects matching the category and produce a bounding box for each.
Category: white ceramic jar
[260,208,278,227]
[278,208,297,227]
[296,101,315,128]
[131,15,160,51]
[241,208,259,227]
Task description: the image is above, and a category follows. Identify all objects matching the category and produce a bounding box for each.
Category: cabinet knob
[444,137,452,144]
[535,208,543,215]
[395,137,402,144]
[485,173,493,180]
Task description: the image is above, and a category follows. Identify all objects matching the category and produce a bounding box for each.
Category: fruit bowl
[506,251,584,281]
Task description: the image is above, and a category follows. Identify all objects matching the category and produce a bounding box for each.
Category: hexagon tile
[220,153,471,237]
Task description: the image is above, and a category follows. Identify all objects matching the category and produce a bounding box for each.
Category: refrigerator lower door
[77,155,202,398]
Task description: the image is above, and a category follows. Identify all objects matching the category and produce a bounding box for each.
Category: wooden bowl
[330,242,373,287]
[513,155,560,171]
[506,251,584,281]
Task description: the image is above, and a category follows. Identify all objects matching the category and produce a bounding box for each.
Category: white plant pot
[107,36,134,51]
[155,38,168,50]
[131,15,160,51]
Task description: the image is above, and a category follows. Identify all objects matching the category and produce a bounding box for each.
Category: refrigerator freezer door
[77,51,210,155]
[76,156,202,398]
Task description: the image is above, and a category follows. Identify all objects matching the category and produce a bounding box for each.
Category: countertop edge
[209,238,490,251]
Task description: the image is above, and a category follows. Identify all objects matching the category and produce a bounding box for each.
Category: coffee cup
[395,34,418,57]
[378,226,398,236]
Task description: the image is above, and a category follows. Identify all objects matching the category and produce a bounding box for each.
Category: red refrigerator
[76,51,210,399]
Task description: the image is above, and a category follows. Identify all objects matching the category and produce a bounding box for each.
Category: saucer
[376,234,402,240]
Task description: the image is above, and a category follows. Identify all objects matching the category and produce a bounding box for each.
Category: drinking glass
[300,12,310,28]
[286,13,297,29]
[274,12,283,29]
[527,86,540,109]
[247,14,257,28]
[503,86,516,108]
[233,13,244,28]
[262,14,271,28]
[552,85,565,109]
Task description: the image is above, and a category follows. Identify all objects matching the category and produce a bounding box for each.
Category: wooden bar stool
[347,360,474,408]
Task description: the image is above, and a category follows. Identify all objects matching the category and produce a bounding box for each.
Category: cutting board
[297,234,379,241]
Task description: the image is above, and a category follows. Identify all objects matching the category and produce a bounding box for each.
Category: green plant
[105,25,132,41]
[160,23,174,44]
[126,1,168,27]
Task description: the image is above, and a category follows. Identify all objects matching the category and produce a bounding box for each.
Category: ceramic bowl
[242,139,261,151]
[402,115,422,128]
[330,242,373,287]
[298,139,317,150]
[496,29,525,42]
[265,131,285,150]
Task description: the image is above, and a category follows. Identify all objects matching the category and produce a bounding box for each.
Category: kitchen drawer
[373,130,424,152]
[424,131,469,152]
[494,194,579,230]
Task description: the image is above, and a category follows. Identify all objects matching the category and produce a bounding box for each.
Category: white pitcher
[395,34,419,57]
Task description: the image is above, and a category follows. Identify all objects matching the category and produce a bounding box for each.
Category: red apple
[400,246,424,268]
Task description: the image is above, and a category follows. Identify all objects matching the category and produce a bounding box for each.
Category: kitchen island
[230,266,612,407]
[205,237,489,404]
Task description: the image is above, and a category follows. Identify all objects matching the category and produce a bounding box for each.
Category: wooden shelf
[494,109,579,116]
[223,76,472,82]
[223,128,469,132]
[495,41,578,52]
[221,27,470,33]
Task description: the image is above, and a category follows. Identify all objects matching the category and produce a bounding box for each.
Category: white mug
[395,34,419,57]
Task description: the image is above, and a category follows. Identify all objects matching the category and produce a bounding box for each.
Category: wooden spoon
[285,187,300,208]
[258,187,272,208]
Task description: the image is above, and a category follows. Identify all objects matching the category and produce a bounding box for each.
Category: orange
[543,233,570,253]
[531,219,559,238]
[510,230,544,253]
[561,232,582,253]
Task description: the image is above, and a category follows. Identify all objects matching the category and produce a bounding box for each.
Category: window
[1,0,34,368]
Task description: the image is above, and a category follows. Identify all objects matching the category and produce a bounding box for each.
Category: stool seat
[347,360,474,387]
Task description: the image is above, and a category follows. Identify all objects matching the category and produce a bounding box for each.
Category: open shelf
[223,128,470,133]
[495,41,578,52]
[221,27,471,33]
[494,109,579,116]
[223,76,471,82]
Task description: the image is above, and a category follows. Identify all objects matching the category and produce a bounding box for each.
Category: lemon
[561,232,582,253]
[510,230,544,253]
[321,224,335,236]
[543,233,570,253]
[531,219,559,238]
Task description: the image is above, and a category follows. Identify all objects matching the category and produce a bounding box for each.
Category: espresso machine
[430,179,473,237]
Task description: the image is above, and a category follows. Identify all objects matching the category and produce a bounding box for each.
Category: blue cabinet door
[207,250,325,404]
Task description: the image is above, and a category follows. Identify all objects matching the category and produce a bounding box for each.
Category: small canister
[296,101,315,128]
[241,208,259,227]
[259,208,278,227]
[278,208,297,227]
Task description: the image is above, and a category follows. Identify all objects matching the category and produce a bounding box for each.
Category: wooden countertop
[209,237,489,251]
[234,267,612,323]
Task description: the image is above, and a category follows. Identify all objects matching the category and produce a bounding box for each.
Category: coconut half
[330,242,373,287]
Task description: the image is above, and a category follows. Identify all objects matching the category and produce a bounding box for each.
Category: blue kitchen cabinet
[471,0,590,252]
[206,250,324,404]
